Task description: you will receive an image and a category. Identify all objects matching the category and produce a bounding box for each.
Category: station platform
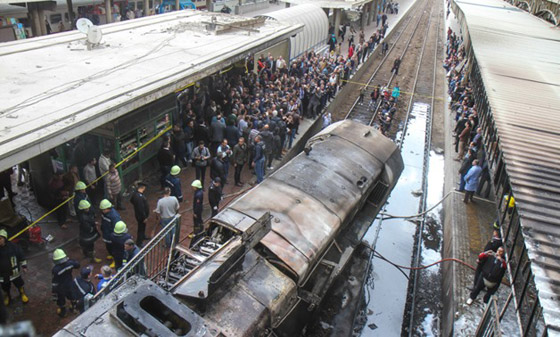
[3,115,315,336]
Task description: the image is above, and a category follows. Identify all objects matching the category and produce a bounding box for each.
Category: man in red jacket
[467,247,507,304]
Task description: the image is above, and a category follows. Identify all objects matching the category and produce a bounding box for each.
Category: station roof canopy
[0,10,302,172]
[282,0,372,10]
[454,0,560,333]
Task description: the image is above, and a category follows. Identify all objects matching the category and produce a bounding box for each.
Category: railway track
[340,0,444,334]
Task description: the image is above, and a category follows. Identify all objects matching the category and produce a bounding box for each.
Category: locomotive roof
[0,10,302,171]
[212,121,402,281]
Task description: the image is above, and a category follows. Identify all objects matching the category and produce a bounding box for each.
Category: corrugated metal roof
[259,4,328,59]
[454,0,560,333]
[0,10,302,172]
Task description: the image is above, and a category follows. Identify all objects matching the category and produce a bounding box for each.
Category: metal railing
[474,296,502,337]
[93,214,182,301]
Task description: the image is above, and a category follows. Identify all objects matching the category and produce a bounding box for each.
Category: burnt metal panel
[455,0,560,332]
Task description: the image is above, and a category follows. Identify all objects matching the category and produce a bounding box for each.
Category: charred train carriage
[54,120,403,337]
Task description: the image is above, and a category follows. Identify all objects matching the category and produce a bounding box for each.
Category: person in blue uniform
[77,200,101,263]
[71,267,96,313]
[73,181,90,216]
[51,249,80,317]
[0,229,28,306]
[110,221,132,271]
[165,165,183,202]
[99,199,121,265]
[192,180,204,234]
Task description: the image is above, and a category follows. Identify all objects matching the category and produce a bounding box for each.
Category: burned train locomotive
[54,120,404,337]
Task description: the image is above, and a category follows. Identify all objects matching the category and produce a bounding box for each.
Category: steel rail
[342,0,425,121]
[348,0,439,333]
[405,2,442,335]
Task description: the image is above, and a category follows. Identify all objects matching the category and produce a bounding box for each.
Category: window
[50,14,62,24]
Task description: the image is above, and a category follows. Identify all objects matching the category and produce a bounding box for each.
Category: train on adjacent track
[54,120,403,337]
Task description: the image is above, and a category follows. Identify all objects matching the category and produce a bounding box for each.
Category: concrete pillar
[360,7,366,29]
[38,9,47,35]
[373,0,379,26]
[66,0,75,27]
[105,0,112,23]
[366,2,372,25]
[29,5,41,37]
[333,8,341,39]
[206,0,212,11]
[143,0,149,16]
[285,2,290,8]
[176,0,180,11]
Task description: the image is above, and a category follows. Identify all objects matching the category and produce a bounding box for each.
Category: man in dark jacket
[258,125,274,170]
[467,247,507,305]
[124,239,145,276]
[0,229,28,306]
[172,124,188,167]
[210,152,227,184]
[71,267,96,313]
[52,249,80,317]
[210,114,226,155]
[208,178,223,217]
[253,136,265,184]
[77,200,101,263]
[232,137,248,186]
[157,137,174,188]
[130,183,150,245]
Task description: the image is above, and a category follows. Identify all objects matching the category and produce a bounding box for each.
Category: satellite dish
[76,18,93,34]
[87,25,103,44]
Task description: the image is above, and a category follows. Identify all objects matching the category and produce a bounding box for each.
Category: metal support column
[38,9,47,35]
[373,0,379,26]
[176,0,180,11]
[334,8,341,39]
[206,0,212,11]
[29,4,41,37]
[105,0,112,23]
[143,0,149,16]
[66,0,75,28]
[367,2,372,25]
[360,5,366,29]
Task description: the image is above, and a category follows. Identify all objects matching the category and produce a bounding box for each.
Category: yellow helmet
[74,181,87,191]
[0,229,7,239]
[53,248,67,261]
[78,199,91,210]
[114,221,127,234]
[99,199,112,210]
[191,180,202,189]
[170,165,181,176]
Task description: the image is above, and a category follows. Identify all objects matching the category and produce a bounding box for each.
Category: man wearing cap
[124,239,145,276]
[51,249,80,317]
[110,221,132,270]
[165,165,183,202]
[71,267,96,313]
[77,200,101,263]
[155,187,180,247]
[192,141,211,188]
[100,199,121,261]
[208,178,223,217]
[74,181,90,216]
[0,229,28,306]
[191,180,204,234]
[130,183,150,245]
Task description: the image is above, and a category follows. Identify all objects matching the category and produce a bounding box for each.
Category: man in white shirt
[154,187,180,247]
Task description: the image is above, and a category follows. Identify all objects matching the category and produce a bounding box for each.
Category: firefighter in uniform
[165,165,184,202]
[73,181,90,216]
[0,229,28,305]
[110,221,132,271]
[100,199,121,267]
[77,200,101,263]
[71,267,96,313]
[208,177,223,217]
[192,180,204,234]
[51,249,80,317]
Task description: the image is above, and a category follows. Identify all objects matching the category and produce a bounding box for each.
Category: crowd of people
[445,28,506,305]
[0,9,408,323]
